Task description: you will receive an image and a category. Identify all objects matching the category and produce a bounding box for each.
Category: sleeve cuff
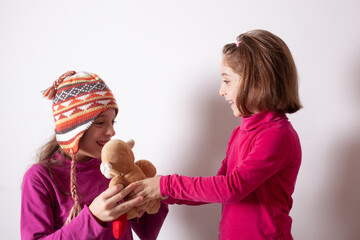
[82,205,109,232]
[160,175,179,204]
[159,175,170,198]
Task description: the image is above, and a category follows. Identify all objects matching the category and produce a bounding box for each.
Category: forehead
[97,108,116,118]
[221,58,240,79]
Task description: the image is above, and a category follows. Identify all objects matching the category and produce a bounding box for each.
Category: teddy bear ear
[126,139,135,149]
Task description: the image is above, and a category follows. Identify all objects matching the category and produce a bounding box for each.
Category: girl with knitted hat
[20,71,168,239]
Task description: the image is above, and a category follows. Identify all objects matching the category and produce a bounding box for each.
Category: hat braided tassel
[42,71,76,100]
[64,150,82,225]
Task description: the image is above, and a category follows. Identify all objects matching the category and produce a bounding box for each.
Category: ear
[126,139,135,149]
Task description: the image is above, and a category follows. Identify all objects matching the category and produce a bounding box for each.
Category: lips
[97,140,109,147]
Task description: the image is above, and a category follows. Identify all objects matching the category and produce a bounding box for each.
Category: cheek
[232,84,240,97]
[229,88,237,98]
[79,129,97,148]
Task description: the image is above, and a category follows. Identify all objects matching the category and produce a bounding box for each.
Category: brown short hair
[222,29,302,117]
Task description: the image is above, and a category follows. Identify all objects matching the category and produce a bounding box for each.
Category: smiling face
[76,108,117,162]
[219,58,242,117]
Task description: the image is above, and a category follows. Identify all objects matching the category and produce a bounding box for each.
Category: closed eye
[223,80,230,84]
[95,121,104,126]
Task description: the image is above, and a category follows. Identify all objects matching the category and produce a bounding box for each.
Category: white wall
[1,0,360,239]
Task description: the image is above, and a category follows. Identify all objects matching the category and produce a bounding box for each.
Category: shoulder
[25,163,47,177]
[259,116,297,138]
[22,163,52,189]
[24,163,48,178]
[255,119,301,155]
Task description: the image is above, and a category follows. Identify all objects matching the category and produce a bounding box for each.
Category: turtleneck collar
[240,111,287,131]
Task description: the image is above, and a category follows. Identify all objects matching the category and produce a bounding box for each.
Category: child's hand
[89,183,145,224]
[129,175,163,201]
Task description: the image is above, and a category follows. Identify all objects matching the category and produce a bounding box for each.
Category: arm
[21,165,145,240]
[161,156,228,206]
[21,165,108,240]
[161,129,298,203]
[129,128,234,205]
[129,152,231,206]
[130,201,169,240]
[161,196,206,205]
[134,128,298,204]
[127,158,227,206]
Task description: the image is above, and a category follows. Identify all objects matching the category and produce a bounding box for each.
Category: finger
[127,184,145,199]
[137,209,146,218]
[142,189,159,201]
[111,182,139,203]
[101,184,124,200]
[143,193,154,201]
[115,196,145,213]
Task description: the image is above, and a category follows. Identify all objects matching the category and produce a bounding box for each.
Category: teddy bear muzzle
[100,162,114,179]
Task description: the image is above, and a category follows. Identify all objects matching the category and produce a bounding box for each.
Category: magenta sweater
[160,111,301,239]
[21,153,168,240]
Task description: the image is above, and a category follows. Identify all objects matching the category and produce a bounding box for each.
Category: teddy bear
[100,139,161,239]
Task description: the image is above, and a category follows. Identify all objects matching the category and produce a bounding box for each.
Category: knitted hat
[43,70,118,224]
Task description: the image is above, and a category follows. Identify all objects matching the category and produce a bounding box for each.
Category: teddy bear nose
[100,162,114,179]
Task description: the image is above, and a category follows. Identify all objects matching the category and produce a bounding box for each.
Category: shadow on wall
[172,78,240,240]
[327,57,360,239]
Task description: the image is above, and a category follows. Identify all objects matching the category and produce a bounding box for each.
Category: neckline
[52,152,100,170]
[240,111,287,131]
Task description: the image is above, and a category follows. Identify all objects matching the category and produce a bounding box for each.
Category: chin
[91,152,101,160]
[233,111,242,118]
[77,150,101,161]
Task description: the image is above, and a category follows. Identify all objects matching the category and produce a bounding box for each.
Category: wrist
[88,204,107,227]
[158,175,169,199]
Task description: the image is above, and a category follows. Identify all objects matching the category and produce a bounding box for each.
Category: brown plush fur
[101,139,161,219]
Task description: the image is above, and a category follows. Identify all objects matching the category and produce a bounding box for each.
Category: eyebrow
[97,113,115,118]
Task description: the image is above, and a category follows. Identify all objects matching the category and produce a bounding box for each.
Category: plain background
[1,0,360,239]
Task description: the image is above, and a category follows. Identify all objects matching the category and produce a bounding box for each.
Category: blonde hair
[222,29,302,117]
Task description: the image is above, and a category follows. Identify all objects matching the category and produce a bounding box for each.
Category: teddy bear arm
[145,199,161,214]
[109,175,124,188]
[127,201,150,220]
[135,160,157,178]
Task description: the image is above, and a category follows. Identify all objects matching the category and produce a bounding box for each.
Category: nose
[219,86,226,97]
[105,124,116,137]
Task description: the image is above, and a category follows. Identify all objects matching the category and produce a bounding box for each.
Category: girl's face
[76,108,116,162]
[219,58,242,117]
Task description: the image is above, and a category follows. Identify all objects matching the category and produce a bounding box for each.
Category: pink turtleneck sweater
[160,111,301,239]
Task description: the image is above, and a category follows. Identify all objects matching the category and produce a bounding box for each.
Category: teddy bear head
[100,139,135,179]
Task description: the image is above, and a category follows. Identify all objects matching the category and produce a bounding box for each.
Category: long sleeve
[160,126,300,204]
[216,157,228,176]
[21,165,109,240]
[130,201,169,240]
[161,156,228,206]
